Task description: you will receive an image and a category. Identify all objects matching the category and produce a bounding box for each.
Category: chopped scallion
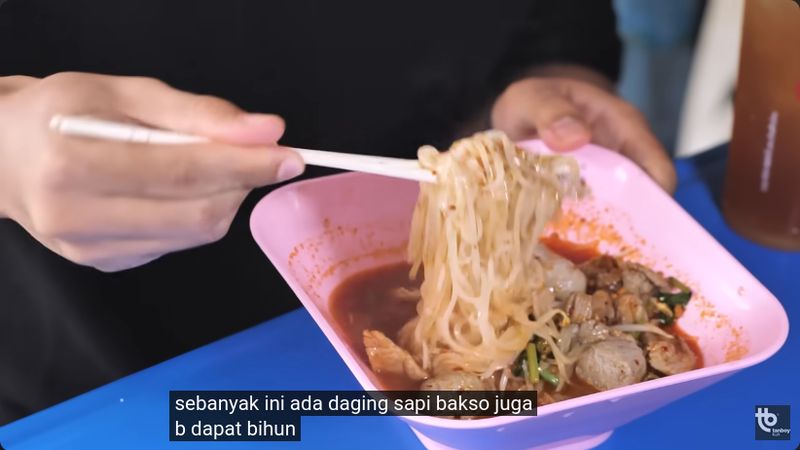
[538,366,560,386]
[667,276,691,293]
[657,291,691,307]
[526,343,539,384]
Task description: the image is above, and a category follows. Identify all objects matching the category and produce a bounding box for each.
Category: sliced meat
[621,262,669,296]
[614,292,647,325]
[363,329,428,381]
[576,320,611,346]
[646,335,697,375]
[580,256,623,293]
[591,290,615,324]
[564,292,593,323]
[420,371,486,391]
[575,337,646,391]
[560,320,612,355]
[536,246,588,300]
[564,291,614,325]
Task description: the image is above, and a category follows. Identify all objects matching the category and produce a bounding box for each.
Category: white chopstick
[49,115,436,183]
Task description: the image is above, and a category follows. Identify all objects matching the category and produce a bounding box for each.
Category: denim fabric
[614,0,704,153]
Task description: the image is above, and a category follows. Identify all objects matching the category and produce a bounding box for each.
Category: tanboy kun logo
[755,405,791,440]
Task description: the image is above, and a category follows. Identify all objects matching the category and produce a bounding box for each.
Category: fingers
[25,190,250,271]
[110,76,286,145]
[91,254,164,273]
[34,73,285,146]
[53,239,166,272]
[566,82,676,192]
[0,75,38,95]
[491,76,677,193]
[34,73,305,196]
[55,236,205,272]
[49,137,305,198]
[492,79,591,151]
[38,191,247,240]
[617,124,677,193]
[8,72,306,272]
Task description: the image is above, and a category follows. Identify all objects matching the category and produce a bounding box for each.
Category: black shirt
[0,0,619,423]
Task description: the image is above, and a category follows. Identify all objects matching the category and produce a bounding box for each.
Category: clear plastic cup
[723,0,800,250]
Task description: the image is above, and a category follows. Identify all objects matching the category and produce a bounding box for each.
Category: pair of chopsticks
[49,115,436,183]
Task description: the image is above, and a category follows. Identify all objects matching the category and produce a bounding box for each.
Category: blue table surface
[1,148,798,450]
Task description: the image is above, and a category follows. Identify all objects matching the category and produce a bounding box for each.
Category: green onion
[538,367,560,386]
[526,343,539,384]
[512,351,525,377]
[659,276,692,306]
[667,276,691,293]
[654,276,692,325]
[656,291,691,307]
[656,311,675,326]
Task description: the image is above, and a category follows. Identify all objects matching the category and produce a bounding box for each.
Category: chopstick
[49,115,436,183]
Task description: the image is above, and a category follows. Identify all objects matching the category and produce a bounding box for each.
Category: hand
[0,72,305,272]
[491,72,676,192]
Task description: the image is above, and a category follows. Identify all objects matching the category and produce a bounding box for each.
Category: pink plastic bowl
[250,141,788,450]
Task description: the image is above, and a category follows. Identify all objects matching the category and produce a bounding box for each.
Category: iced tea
[723,0,800,250]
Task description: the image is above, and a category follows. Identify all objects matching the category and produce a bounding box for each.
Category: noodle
[611,324,675,339]
[399,131,582,379]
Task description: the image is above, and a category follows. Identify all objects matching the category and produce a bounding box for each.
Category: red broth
[330,262,420,390]
[329,238,702,393]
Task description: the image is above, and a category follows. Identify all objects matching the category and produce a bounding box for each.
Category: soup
[331,237,703,404]
[332,131,701,409]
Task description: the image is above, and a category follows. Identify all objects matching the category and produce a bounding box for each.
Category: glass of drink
[723,0,800,250]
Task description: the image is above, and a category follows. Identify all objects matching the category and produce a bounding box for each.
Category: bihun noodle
[398,131,583,382]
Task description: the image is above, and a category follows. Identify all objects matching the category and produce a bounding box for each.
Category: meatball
[646,335,697,375]
[575,337,647,391]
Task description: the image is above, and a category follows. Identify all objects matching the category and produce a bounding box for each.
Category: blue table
[1,148,798,449]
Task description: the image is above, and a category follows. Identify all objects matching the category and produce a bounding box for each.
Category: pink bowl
[250,141,788,450]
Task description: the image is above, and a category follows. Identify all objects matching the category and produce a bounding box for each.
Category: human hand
[0,72,304,271]
[491,71,676,192]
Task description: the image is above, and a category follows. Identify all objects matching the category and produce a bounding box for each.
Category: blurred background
[613,0,744,158]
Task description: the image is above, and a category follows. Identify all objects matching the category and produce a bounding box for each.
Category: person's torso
[2,0,533,152]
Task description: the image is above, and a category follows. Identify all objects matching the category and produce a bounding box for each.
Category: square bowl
[250,141,788,450]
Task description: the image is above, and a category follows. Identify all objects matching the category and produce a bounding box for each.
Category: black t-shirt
[0,0,619,422]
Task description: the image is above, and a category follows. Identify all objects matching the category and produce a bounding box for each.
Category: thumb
[539,115,591,152]
[111,76,285,146]
[494,81,591,152]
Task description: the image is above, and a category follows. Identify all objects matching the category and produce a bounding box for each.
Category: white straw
[49,115,436,183]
